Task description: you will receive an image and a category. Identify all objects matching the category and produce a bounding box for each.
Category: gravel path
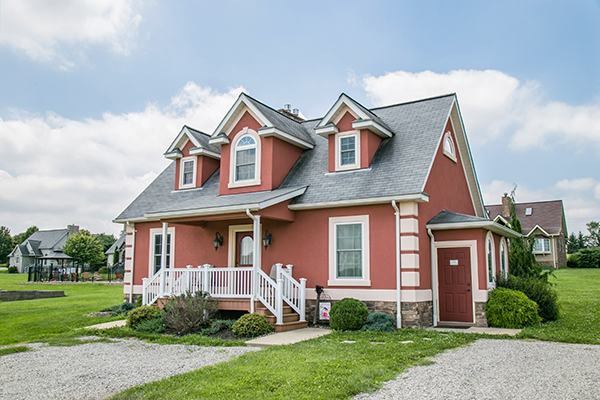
[0,338,258,400]
[354,339,600,400]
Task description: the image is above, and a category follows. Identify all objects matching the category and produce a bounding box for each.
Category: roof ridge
[243,93,306,126]
[370,93,456,111]
[487,199,563,207]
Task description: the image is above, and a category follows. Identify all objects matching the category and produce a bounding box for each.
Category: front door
[437,247,473,323]
[236,232,254,267]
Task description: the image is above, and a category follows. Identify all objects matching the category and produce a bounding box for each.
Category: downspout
[126,222,136,303]
[391,200,402,329]
[427,228,438,327]
[246,209,260,313]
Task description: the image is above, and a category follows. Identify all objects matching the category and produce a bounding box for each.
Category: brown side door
[437,247,473,323]
[236,232,254,267]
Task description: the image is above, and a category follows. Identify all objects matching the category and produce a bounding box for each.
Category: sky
[1,0,599,238]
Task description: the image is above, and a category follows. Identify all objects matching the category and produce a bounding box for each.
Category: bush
[7,266,18,273]
[577,248,600,268]
[360,312,396,332]
[110,302,136,317]
[200,319,237,336]
[329,298,369,331]
[231,313,273,337]
[135,314,166,334]
[486,287,542,329]
[566,253,580,268]
[127,306,162,329]
[98,266,108,274]
[163,291,217,335]
[136,295,143,308]
[496,274,559,322]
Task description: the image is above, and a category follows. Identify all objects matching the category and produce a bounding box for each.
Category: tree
[585,221,600,248]
[567,233,579,254]
[12,226,39,245]
[0,226,14,264]
[93,233,117,253]
[577,231,587,250]
[508,198,541,278]
[63,230,105,268]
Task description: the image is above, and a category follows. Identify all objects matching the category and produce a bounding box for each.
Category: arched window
[486,233,495,286]
[235,135,256,181]
[240,236,253,265]
[442,131,457,162]
[500,240,508,278]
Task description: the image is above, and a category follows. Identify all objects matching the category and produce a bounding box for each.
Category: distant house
[486,196,567,268]
[105,233,126,268]
[114,92,520,330]
[7,225,79,273]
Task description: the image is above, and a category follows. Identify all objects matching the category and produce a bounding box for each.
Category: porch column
[160,222,168,297]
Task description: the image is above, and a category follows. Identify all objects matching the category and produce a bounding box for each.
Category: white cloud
[356,69,600,151]
[0,83,244,235]
[481,179,600,235]
[0,0,143,69]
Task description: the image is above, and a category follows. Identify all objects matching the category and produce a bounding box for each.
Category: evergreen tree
[567,233,578,254]
[508,199,541,278]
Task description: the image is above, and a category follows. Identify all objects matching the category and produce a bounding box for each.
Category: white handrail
[256,268,281,324]
[278,264,306,322]
[142,269,163,306]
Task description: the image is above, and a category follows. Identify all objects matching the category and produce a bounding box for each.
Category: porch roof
[426,210,521,238]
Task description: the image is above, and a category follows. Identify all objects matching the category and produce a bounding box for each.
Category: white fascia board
[212,93,271,138]
[427,220,521,238]
[144,204,261,220]
[315,124,339,138]
[351,119,393,138]
[258,187,308,209]
[317,94,370,128]
[288,193,429,210]
[258,127,314,149]
[164,152,182,160]
[525,225,551,237]
[188,147,221,159]
[165,127,200,154]
[208,136,230,146]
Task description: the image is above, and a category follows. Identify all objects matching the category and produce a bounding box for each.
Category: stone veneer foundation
[475,302,488,327]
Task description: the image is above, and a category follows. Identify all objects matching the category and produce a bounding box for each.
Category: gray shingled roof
[244,95,315,146]
[428,210,490,225]
[26,229,68,250]
[184,126,221,154]
[116,94,460,221]
[106,233,126,255]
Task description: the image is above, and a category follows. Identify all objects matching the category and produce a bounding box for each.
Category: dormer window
[336,131,360,171]
[180,157,196,188]
[235,136,256,181]
[443,131,457,162]
[229,127,261,188]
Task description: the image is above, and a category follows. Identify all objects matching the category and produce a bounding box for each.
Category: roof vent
[292,108,299,116]
[284,104,291,112]
[525,207,533,216]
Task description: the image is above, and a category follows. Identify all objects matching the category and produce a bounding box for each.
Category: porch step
[274,320,308,332]
[255,303,307,332]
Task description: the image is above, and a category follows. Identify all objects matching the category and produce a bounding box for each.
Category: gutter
[126,221,136,303]
[391,201,402,329]
[427,228,438,327]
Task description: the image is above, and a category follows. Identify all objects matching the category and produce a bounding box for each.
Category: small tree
[508,199,541,278]
[63,230,105,268]
[0,226,14,264]
[585,221,600,248]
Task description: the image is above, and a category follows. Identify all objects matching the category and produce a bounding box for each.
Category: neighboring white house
[105,233,126,268]
[7,225,79,273]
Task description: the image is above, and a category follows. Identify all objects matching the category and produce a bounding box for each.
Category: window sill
[228,180,262,189]
[327,279,371,287]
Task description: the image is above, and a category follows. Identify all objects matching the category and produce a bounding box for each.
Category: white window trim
[179,156,197,189]
[533,237,551,253]
[442,131,457,163]
[148,227,175,277]
[328,215,370,286]
[500,238,508,278]
[228,127,262,188]
[227,224,261,267]
[486,231,495,288]
[335,131,361,172]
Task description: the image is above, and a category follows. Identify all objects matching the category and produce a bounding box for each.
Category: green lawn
[519,267,600,344]
[0,271,124,345]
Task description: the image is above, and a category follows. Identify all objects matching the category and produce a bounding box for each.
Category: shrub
[7,266,18,273]
[577,248,600,268]
[163,291,217,335]
[567,253,580,268]
[136,295,143,308]
[360,312,396,332]
[496,274,559,322]
[135,314,166,334]
[329,298,369,331]
[486,287,542,329]
[200,320,237,336]
[98,266,108,274]
[127,306,162,329]
[110,302,136,317]
[232,313,273,337]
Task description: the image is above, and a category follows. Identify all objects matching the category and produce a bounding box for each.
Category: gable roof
[116,93,487,222]
[427,210,521,238]
[486,200,566,236]
[106,233,126,255]
[25,229,69,250]
[165,126,221,159]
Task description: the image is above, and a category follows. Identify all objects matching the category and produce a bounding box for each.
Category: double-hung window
[533,238,550,253]
[179,157,196,189]
[153,233,172,274]
[340,136,356,166]
[328,215,370,286]
[235,135,256,181]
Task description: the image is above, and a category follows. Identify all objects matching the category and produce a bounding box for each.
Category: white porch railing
[142,263,306,325]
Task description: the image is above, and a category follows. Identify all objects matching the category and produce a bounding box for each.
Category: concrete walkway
[427,326,521,336]
[246,328,332,347]
[84,320,127,329]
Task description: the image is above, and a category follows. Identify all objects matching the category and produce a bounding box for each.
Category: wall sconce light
[262,230,272,250]
[212,232,223,251]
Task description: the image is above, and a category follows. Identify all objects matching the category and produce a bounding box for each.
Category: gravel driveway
[355,339,600,400]
[0,338,258,400]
